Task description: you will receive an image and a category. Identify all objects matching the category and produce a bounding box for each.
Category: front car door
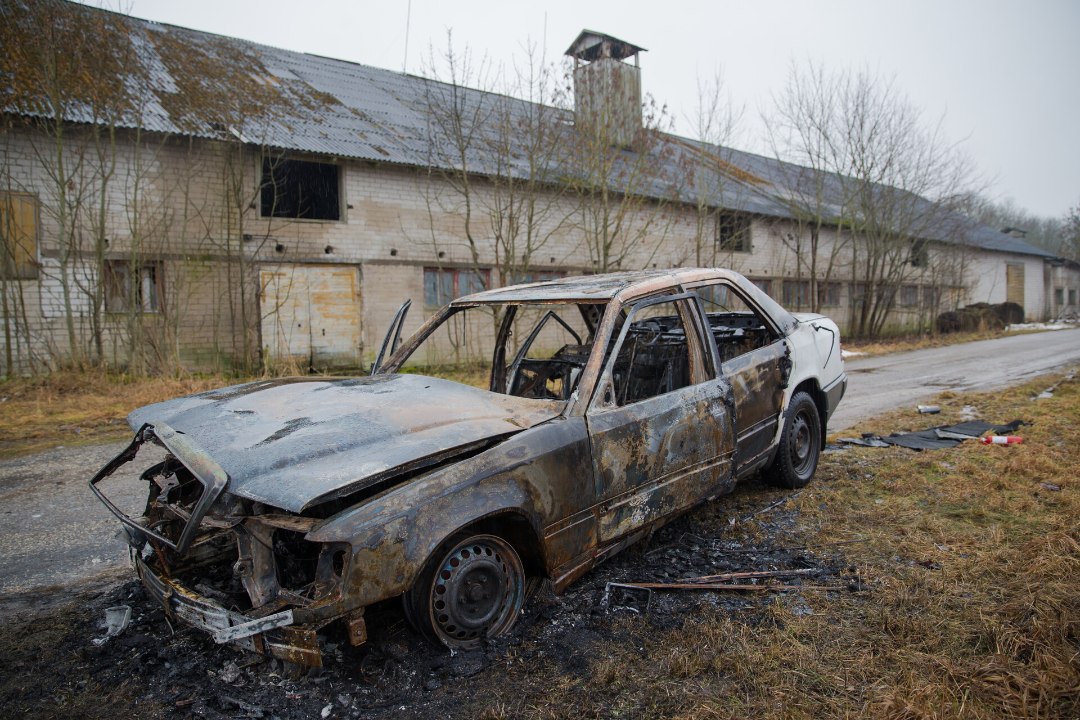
[586,293,735,544]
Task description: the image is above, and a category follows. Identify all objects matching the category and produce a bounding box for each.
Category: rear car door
[586,294,735,544]
[690,281,787,476]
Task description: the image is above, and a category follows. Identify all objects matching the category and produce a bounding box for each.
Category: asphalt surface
[0,328,1077,605]
[829,327,1080,431]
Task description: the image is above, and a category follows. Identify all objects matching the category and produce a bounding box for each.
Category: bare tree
[765,61,982,336]
[419,35,576,281]
[679,69,744,268]
[764,61,852,312]
[1064,200,1080,262]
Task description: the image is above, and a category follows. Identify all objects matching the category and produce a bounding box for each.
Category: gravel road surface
[1,328,1077,604]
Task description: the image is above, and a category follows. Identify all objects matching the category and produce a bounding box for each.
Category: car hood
[128,375,564,513]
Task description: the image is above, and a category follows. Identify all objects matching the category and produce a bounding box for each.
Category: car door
[586,293,735,544]
[691,281,787,476]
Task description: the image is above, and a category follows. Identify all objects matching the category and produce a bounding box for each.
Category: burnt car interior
[694,284,779,362]
[405,287,778,406]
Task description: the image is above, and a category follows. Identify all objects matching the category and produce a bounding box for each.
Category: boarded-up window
[261,157,341,221]
[1006,263,1024,307]
[104,260,162,313]
[0,192,38,279]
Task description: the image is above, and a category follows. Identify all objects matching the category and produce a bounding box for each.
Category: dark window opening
[105,259,162,313]
[750,278,772,297]
[716,213,752,252]
[900,285,919,307]
[1069,288,1077,306]
[909,240,928,268]
[1054,288,1065,306]
[261,158,341,221]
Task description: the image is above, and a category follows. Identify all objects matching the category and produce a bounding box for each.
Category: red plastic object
[980,435,1023,445]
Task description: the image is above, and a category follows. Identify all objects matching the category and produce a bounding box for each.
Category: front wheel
[766,391,822,489]
[404,533,526,648]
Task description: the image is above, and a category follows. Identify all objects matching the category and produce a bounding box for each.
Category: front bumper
[134,552,327,667]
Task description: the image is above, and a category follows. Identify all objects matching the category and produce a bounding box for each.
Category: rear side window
[693,282,778,363]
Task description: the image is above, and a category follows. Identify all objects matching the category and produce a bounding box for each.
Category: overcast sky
[105,0,1079,219]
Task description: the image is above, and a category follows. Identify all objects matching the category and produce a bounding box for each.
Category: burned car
[91,269,845,666]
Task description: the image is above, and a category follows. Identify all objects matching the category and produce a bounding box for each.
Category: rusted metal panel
[213,610,295,643]
[89,268,845,668]
[127,375,564,513]
[260,264,362,370]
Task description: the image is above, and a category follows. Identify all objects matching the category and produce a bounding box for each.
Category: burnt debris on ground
[0,477,855,719]
[837,419,1027,451]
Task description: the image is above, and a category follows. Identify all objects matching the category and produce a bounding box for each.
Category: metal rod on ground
[675,568,818,584]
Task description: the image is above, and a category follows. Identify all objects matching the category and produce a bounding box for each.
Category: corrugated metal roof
[4,3,1057,261]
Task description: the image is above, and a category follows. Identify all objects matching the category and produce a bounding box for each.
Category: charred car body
[91,269,846,666]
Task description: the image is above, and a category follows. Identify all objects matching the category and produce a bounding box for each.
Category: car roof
[452,267,800,335]
[454,268,738,304]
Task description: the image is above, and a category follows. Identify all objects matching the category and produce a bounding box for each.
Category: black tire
[404,533,526,648]
[766,391,822,489]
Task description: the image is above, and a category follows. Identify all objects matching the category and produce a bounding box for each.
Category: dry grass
[0,363,493,459]
[0,370,236,458]
[844,326,1074,358]
[469,370,1080,719]
[844,329,1005,357]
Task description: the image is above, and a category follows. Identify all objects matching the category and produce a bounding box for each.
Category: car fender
[307,417,593,607]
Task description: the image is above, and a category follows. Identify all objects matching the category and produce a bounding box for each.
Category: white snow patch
[841,349,866,359]
[1006,322,1075,332]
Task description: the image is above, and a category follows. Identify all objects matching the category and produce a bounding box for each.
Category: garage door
[1006,263,1025,310]
[260,264,362,369]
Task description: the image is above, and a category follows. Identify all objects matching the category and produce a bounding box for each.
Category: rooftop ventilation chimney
[565,30,646,150]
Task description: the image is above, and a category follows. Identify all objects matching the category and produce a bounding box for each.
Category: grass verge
[466,370,1079,719]
[0,371,237,458]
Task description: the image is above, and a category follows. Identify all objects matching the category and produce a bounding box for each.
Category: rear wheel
[766,391,821,489]
[404,533,526,648]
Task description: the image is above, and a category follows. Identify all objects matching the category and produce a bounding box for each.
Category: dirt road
[0,328,1077,603]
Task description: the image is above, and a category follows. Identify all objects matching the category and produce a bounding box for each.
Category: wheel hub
[429,537,524,644]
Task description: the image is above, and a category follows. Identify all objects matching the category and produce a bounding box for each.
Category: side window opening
[607,299,694,406]
[694,283,777,363]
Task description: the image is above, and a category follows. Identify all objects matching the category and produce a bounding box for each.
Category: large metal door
[260,264,362,369]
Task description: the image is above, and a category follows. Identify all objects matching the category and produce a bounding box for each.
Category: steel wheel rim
[790,409,817,477]
[430,535,524,646]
